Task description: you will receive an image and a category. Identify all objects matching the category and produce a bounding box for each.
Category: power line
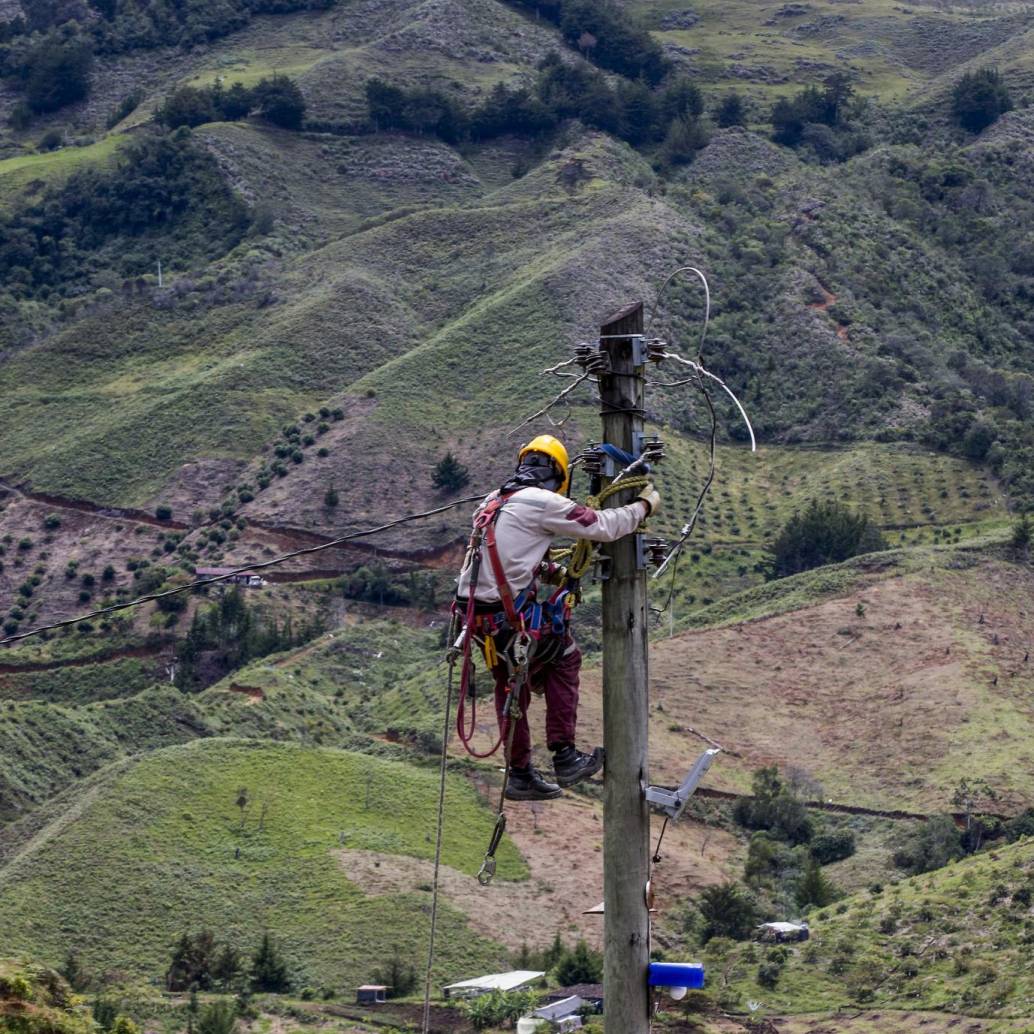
[0,494,485,648]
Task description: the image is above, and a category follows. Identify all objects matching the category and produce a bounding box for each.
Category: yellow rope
[563,476,652,580]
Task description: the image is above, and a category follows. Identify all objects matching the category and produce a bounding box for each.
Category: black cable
[0,493,486,648]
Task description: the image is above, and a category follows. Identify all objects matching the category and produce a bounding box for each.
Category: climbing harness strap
[483,504,519,626]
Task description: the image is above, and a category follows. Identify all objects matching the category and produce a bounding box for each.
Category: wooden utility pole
[598,301,651,1034]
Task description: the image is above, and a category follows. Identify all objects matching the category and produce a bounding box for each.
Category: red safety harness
[453,491,574,760]
[454,493,523,759]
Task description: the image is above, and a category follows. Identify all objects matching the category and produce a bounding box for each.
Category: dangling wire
[646,265,711,359]
[644,266,756,616]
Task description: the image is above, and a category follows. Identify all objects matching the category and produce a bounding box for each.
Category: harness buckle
[512,631,532,670]
[477,856,497,886]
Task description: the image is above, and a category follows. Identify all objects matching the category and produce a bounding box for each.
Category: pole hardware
[643,538,670,568]
[598,332,648,366]
[635,534,649,572]
[632,433,665,465]
[644,749,720,822]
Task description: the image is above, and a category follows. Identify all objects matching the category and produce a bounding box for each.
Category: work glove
[637,483,661,518]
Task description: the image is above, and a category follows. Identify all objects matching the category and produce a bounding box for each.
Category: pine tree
[431,452,470,493]
[797,857,837,908]
[250,933,290,993]
[543,931,565,970]
[212,945,242,991]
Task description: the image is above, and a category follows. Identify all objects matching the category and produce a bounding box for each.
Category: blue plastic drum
[648,962,705,989]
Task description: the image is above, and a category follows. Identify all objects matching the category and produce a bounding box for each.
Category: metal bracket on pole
[598,332,647,366]
[644,749,720,822]
[635,534,648,572]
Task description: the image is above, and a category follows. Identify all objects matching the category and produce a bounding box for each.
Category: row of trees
[158,76,306,131]
[366,56,739,166]
[0,0,334,121]
[174,588,324,691]
[166,931,290,993]
[506,0,668,85]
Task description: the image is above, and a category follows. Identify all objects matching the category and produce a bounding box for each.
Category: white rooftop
[760,921,807,933]
[444,970,544,994]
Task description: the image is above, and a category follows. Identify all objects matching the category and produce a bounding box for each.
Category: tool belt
[453,586,572,682]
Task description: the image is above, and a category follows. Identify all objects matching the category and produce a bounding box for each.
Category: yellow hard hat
[519,434,570,495]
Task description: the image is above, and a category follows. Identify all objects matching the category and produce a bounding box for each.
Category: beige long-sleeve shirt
[456,486,647,603]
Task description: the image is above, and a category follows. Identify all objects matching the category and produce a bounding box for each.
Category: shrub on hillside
[716,92,745,128]
[22,34,94,113]
[196,1000,237,1034]
[810,830,856,865]
[770,500,887,579]
[952,68,1012,134]
[733,767,814,844]
[1011,512,1032,554]
[252,75,306,129]
[892,815,964,875]
[554,940,602,985]
[698,882,760,942]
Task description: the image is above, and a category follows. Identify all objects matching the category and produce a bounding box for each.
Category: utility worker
[456,434,660,801]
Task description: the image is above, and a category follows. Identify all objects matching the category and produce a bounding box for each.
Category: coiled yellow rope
[553,475,653,580]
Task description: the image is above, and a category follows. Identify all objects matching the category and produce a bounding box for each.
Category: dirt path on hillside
[806,281,850,341]
[0,478,188,529]
[247,519,465,568]
[337,792,741,951]
[0,640,172,676]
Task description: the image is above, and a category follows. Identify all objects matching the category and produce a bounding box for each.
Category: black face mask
[501,455,562,494]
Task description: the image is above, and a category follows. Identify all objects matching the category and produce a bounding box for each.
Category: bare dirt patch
[571,561,1034,813]
[338,791,742,951]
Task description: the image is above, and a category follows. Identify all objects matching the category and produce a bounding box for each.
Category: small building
[757,921,810,943]
[195,567,264,588]
[531,995,584,1030]
[442,970,544,1000]
[545,984,603,1013]
[356,985,387,1005]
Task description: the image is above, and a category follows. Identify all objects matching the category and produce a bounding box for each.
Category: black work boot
[552,745,605,787]
[505,766,562,801]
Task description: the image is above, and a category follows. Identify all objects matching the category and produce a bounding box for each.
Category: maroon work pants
[493,638,582,769]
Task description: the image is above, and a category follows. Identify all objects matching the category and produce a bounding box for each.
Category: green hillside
[690,834,1034,1018]
[0,739,523,988]
[3,0,1034,1028]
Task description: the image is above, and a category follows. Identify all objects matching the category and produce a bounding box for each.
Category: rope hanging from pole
[421,624,459,1034]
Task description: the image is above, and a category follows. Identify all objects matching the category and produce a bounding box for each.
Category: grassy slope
[694,834,1034,1018]
[0,739,524,987]
[635,0,1034,103]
